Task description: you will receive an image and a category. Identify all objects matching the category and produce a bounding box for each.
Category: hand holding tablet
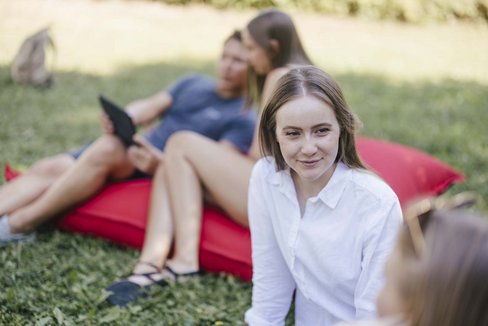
[99,95,136,147]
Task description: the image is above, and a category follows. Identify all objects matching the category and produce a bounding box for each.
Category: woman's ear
[269,39,280,57]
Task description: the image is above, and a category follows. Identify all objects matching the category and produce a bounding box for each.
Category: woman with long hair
[245,66,403,325]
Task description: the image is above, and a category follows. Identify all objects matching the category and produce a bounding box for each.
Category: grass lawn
[1,0,488,324]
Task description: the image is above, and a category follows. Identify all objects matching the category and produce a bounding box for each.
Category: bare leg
[127,164,174,284]
[164,136,203,272]
[136,165,174,270]
[104,166,173,305]
[8,135,136,233]
[162,131,256,272]
[0,154,75,215]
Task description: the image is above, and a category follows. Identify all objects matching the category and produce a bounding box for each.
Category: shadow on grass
[0,60,487,324]
[3,60,486,196]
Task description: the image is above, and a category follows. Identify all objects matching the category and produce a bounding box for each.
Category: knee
[165,131,202,155]
[82,135,126,166]
[28,154,74,179]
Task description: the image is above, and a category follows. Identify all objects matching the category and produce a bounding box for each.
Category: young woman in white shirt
[245,66,403,325]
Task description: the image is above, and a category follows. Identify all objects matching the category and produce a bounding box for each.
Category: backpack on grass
[10,27,55,88]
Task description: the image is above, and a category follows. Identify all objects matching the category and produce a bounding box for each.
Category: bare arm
[125,89,172,126]
[99,89,172,135]
[127,134,165,175]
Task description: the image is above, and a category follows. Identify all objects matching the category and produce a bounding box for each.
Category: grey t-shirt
[145,74,256,153]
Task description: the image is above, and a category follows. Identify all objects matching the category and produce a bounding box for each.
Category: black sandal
[162,265,202,283]
[105,261,166,307]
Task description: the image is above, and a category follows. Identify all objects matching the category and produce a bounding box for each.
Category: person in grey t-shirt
[0,30,254,246]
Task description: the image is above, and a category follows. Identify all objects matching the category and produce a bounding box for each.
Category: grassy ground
[1,0,487,324]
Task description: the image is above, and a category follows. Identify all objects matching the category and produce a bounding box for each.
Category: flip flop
[105,261,166,307]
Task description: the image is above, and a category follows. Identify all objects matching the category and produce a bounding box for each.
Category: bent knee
[29,154,75,179]
[164,131,216,153]
[82,135,127,165]
[166,131,213,153]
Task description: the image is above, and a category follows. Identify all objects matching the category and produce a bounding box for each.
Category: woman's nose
[301,137,318,155]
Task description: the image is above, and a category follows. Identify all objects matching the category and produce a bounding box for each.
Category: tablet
[99,95,135,147]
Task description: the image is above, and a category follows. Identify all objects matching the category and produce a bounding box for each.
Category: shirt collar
[267,159,351,209]
[267,160,296,201]
[315,162,350,209]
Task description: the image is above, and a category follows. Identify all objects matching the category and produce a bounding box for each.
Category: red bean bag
[357,137,465,207]
[3,162,253,281]
[3,137,464,281]
[56,179,252,281]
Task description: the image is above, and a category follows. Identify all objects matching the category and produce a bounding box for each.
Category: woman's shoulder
[267,64,309,81]
[252,157,282,182]
[265,67,293,87]
[253,157,275,174]
[349,167,399,204]
[268,66,290,79]
[170,73,213,93]
[261,67,295,107]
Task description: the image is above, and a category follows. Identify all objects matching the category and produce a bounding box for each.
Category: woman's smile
[276,95,340,192]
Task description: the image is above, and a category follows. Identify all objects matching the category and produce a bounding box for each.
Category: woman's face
[275,95,340,191]
[242,28,273,76]
[376,246,406,318]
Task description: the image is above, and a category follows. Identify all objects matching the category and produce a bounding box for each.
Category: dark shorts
[68,143,91,160]
[67,143,151,180]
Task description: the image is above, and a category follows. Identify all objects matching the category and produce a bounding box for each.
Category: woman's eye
[285,131,299,137]
[316,128,330,135]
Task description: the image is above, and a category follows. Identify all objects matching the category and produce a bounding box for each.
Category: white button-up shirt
[245,158,403,326]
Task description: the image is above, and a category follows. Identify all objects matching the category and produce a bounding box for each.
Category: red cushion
[357,137,465,206]
[58,180,150,248]
[56,179,253,281]
[3,163,253,280]
[3,137,464,281]
[4,162,21,181]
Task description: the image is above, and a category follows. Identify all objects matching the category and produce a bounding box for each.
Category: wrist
[126,111,137,124]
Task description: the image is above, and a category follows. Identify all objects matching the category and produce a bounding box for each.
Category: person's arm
[125,89,172,126]
[99,90,172,135]
[126,134,164,175]
[354,200,403,320]
[245,161,296,326]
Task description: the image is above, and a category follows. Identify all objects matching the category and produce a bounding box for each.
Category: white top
[245,158,403,326]
[336,316,406,326]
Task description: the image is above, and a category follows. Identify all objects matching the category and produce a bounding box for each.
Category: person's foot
[160,264,202,283]
[105,261,202,307]
[105,261,167,307]
[0,215,36,247]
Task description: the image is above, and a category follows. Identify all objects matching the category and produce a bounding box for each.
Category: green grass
[1,0,488,324]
